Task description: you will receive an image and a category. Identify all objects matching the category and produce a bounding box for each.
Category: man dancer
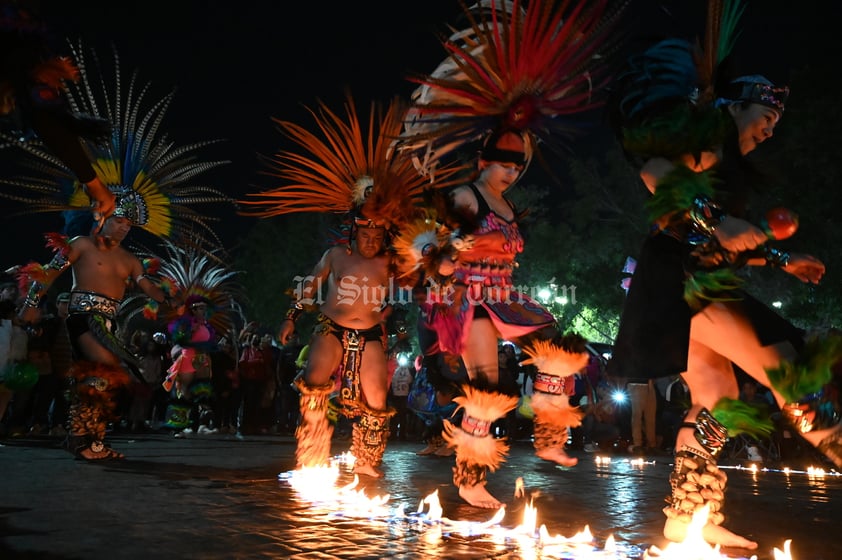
[11,44,233,459]
[279,212,396,478]
[239,94,456,477]
[19,201,174,460]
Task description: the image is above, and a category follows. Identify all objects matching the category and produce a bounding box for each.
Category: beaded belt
[68,291,120,318]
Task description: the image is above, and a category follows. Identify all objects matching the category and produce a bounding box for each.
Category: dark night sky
[2,0,839,268]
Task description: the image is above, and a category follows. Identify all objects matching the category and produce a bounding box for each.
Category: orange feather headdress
[239,92,464,232]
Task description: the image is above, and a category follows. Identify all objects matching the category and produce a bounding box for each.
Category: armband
[765,246,791,268]
[44,251,71,273]
[135,274,149,284]
[688,195,726,236]
[24,281,46,308]
[284,302,303,323]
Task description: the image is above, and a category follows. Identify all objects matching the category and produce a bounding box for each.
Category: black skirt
[608,232,803,381]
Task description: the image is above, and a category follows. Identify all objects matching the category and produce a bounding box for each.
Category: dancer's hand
[278,320,295,345]
[712,216,767,253]
[85,177,116,234]
[782,253,825,283]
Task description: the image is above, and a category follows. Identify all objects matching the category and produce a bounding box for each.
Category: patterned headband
[737,82,789,113]
[111,186,149,226]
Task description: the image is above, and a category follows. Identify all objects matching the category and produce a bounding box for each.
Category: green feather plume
[712,396,774,438]
[683,268,744,310]
[645,165,716,223]
[623,103,730,161]
[716,0,746,65]
[767,332,842,402]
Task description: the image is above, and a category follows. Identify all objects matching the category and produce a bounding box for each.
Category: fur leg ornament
[530,390,584,452]
[453,458,488,488]
[65,361,131,459]
[663,446,727,527]
[520,339,587,454]
[294,376,336,468]
[520,339,589,379]
[444,385,518,486]
[350,406,396,470]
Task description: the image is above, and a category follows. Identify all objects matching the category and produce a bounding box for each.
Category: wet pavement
[1,432,839,560]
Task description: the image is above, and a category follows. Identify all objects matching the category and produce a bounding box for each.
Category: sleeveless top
[452,184,524,288]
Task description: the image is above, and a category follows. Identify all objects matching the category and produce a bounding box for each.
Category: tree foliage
[232,213,340,333]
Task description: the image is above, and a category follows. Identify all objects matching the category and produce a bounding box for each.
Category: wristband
[285,303,303,323]
[688,195,726,236]
[765,246,791,268]
[24,282,45,308]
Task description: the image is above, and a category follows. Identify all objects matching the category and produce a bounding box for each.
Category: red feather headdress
[400,0,629,175]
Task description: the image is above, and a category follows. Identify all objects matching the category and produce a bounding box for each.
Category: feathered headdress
[132,239,245,336]
[399,0,629,175]
[239,92,464,232]
[0,41,234,245]
[610,0,748,158]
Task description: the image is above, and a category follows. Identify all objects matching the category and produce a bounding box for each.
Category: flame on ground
[281,460,795,559]
[643,506,793,560]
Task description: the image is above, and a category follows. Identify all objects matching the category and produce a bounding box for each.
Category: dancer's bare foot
[416,442,439,455]
[434,443,454,457]
[458,483,504,509]
[353,463,383,478]
[664,518,758,550]
[536,448,578,467]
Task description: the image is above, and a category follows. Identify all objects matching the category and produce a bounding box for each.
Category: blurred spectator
[654,375,690,452]
[46,292,73,436]
[627,378,659,454]
[389,353,415,441]
[496,345,522,441]
[0,298,29,436]
[259,333,280,433]
[238,332,269,435]
[275,331,302,434]
[23,296,65,436]
[148,332,172,428]
[211,335,240,434]
[127,340,164,432]
[571,356,623,453]
[569,380,622,453]
[739,378,776,409]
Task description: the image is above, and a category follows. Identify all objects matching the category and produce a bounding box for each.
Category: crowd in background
[0,273,807,465]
